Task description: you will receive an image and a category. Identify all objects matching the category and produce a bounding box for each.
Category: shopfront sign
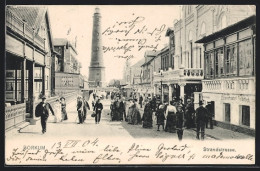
[221,93,250,103]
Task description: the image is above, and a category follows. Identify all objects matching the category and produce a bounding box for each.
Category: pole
[161,80,163,103]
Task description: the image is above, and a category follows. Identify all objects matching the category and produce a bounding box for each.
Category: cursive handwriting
[93,153,121,164]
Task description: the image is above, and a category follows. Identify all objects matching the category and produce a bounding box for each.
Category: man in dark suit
[94,98,103,124]
[195,101,209,140]
[35,95,55,134]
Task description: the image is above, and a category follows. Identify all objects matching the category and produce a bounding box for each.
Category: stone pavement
[5,99,254,141]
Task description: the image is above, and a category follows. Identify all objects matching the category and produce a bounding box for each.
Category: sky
[48,5,181,83]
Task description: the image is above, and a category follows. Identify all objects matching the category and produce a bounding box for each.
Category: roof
[196,15,256,43]
[53,38,67,46]
[141,57,155,67]
[53,38,78,54]
[7,6,47,34]
[131,58,145,68]
[144,50,157,57]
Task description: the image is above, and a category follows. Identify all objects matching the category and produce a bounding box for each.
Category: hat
[199,100,203,105]
[60,97,65,100]
[207,101,211,104]
[41,95,46,99]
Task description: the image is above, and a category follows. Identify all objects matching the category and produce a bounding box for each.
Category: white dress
[54,102,62,122]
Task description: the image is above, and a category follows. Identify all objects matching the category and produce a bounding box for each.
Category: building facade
[53,38,83,96]
[5,6,58,129]
[196,15,256,134]
[153,5,255,105]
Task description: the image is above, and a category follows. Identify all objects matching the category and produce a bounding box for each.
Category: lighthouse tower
[88,7,105,88]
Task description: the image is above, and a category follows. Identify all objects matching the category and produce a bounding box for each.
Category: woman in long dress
[60,97,68,121]
[165,101,177,133]
[142,100,153,128]
[54,99,62,123]
[127,99,141,125]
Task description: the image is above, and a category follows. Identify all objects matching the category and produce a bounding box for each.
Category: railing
[6,10,45,50]
[153,68,204,82]
[183,68,204,78]
[202,77,255,95]
[5,103,26,130]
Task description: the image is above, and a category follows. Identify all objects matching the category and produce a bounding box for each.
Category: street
[5,98,253,141]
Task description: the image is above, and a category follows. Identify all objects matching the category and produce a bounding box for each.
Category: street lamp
[160,70,164,103]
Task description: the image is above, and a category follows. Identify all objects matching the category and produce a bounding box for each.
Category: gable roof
[131,58,145,68]
[7,6,47,34]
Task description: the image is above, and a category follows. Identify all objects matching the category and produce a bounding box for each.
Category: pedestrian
[142,98,153,128]
[128,99,142,125]
[165,100,177,133]
[83,97,90,122]
[35,95,55,134]
[112,96,119,121]
[205,102,214,129]
[53,99,62,123]
[185,98,195,129]
[119,97,126,121]
[94,98,103,124]
[110,100,115,121]
[155,104,165,131]
[176,104,185,141]
[60,97,68,121]
[139,96,143,108]
[195,101,208,140]
[77,96,84,124]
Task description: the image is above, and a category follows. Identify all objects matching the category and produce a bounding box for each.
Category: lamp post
[160,70,164,103]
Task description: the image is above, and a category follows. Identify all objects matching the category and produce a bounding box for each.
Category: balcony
[202,77,255,95]
[154,68,204,83]
[6,10,45,50]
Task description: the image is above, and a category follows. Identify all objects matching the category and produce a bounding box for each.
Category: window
[200,22,206,37]
[215,48,224,77]
[220,14,227,30]
[190,42,193,68]
[239,39,253,76]
[205,52,214,78]
[224,103,231,122]
[46,76,48,90]
[226,45,237,76]
[240,105,250,127]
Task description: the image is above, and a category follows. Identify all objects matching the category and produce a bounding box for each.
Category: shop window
[226,45,237,76]
[240,105,250,127]
[224,103,230,122]
[239,39,253,76]
[215,48,224,77]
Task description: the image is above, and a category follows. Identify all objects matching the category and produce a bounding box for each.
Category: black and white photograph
[4,4,256,165]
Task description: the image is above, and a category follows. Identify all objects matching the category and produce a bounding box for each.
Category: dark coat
[36,102,54,117]
[94,102,103,113]
[195,106,208,124]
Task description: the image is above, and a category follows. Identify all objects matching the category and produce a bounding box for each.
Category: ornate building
[196,15,256,134]
[154,5,255,104]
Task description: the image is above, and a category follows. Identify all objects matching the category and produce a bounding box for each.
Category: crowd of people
[35,90,213,140]
[109,93,214,141]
